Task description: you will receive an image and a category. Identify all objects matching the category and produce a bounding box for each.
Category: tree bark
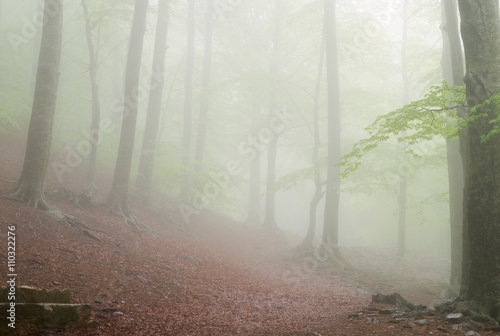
[441,0,466,296]
[11,0,63,210]
[298,35,325,252]
[322,0,343,262]
[194,0,215,165]
[136,0,170,206]
[81,0,101,199]
[181,0,195,198]
[458,0,500,321]
[396,0,410,258]
[262,0,285,232]
[107,0,149,222]
[246,110,262,226]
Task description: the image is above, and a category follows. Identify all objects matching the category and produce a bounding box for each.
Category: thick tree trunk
[194,0,214,165]
[181,0,195,198]
[11,0,63,210]
[81,0,101,199]
[441,0,466,295]
[107,0,148,222]
[136,0,170,206]
[322,0,343,262]
[29,0,44,96]
[458,0,500,321]
[298,36,325,251]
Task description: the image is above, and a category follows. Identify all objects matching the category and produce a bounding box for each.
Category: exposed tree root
[107,198,156,236]
[84,182,98,201]
[0,177,16,184]
[4,188,105,242]
[4,186,52,210]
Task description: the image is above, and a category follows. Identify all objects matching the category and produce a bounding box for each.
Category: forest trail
[0,129,483,335]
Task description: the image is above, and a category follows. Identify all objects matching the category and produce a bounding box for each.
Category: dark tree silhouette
[9,0,63,210]
[458,0,500,320]
[136,0,170,206]
[107,0,149,230]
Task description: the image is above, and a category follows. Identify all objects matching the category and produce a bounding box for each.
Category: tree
[322,0,344,263]
[8,0,63,210]
[262,0,285,232]
[396,0,410,258]
[297,36,325,252]
[136,0,170,205]
[81,0,102,199]
[194,0,215,164]
[457,0,500,320]
[181,0,195,197]
[107,0,149,228]
[440,0,465,295]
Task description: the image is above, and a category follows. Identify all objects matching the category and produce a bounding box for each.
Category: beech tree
[322,0,344,262]
[194,0,215,164]
[262,0,285,232]
[136,0,170,205]
[457,0,500,320]
[107,0,149,228]
[441,0,465,294]
[8,0,63,210]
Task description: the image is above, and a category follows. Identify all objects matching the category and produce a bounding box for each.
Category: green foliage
[339,82,466,178]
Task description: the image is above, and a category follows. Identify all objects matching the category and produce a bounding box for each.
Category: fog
[1,0,450,259]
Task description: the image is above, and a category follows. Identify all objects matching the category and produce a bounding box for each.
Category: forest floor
[1,129,498,336]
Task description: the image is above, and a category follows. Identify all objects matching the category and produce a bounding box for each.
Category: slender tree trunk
[136,0,170,206]
[246,111,262,226]
[441,0,466,295]
[396,0,409,258]
[81,0,101,199]
[107,0,149,225]
[262,0,284,232]
[10,0,63,210]
[181,0,195,198]
[298,35,325,252]
[458,0,500,321]
[195,0,214,165]
[322,0,344,263]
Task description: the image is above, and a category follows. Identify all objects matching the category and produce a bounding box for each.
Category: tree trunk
[396,0,410,258]
[298,35,325,252]
[81,0,101,199]
[457,0,500,321]
[194,0,214,165]
[181,0,195,198]
[107,0,149,222]
[322,0,343,263]
[29,0,44,96]
[246,110,262,226]
[136,0,170,206]
[11,0,63,210]
[262,0,284,232]
[441,0,466,296]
